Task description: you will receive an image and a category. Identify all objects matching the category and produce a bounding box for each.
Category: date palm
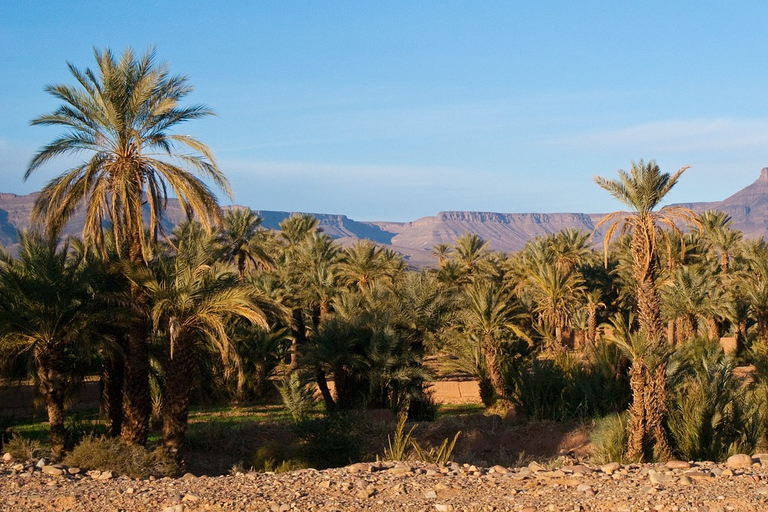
[594,159,700,461]
[217,208,274,279]
[24,47,231,445]
[0,232,102,459]
[129,226,270,454]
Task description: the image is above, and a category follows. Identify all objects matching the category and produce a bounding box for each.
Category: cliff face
[1,168,767,267]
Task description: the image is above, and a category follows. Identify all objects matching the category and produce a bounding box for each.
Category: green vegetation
[5,48,768,473]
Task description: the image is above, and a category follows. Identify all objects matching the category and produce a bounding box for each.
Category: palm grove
[3,47,768,466]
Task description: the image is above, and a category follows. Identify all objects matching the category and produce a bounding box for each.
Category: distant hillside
[2,168,767,267]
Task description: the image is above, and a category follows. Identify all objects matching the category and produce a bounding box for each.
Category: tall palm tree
[594,159,700,461]
[0,232,103,459]
[129,227,270,454]
[24,47,231,445]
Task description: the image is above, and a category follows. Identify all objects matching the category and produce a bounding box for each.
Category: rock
[648,469,674,486]
[721,468,734,477]
[98,471,114,480]
[41,465,64,476]
[564,464,593,475]
[528,461,546,472]
[435,505,453,512]
[2,453,14,463]
[753,453,768,465]
[577,483,593,493]
[35,458,47,468]
[356,488,374,499]
[666,460,691,470]
[182,472,196,479]
[424,490,438,499]
[679,475,693,486]
[601,462,621,474]
[491,465,509,474]
[161,506,183,512]
[726,454,754,468]
[67,467,80,475]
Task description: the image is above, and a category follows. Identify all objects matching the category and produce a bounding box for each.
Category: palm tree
[217,208,274,279]
[451,233,489,276]
[594,159,700,461]
[526,262,585,347]
[0,232,103,459]
[661,264,725,342]
[457,280,523,399]
[700,210,742,274]
[24,48,231,445]
[129,226,270,454]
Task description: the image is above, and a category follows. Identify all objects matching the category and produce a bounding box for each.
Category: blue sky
[2,2,768,221]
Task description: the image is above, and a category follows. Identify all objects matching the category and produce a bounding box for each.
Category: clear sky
[2,2,768,221]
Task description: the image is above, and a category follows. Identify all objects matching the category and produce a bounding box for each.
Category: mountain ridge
[1,168,766,267]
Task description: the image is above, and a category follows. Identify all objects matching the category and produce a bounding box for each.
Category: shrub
[382,414,416,461]
[411,430,460,465]
[590,412,629,464]
[667,339,764,461]
[64,435,181,478]
[4,434,44,461]
[277,372,318,422]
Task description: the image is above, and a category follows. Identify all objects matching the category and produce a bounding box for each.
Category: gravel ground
[3,454,768,511]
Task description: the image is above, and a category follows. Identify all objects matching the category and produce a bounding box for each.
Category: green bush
[590,412,629,464]
[64,435,181,478]
[4,434,44,461]
[667,339,764,461]
[277,372,318,422]
[505,339,629,421]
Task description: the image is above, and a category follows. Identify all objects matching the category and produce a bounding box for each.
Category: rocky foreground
[4,454,768,511]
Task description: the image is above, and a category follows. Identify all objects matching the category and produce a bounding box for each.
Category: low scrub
[4,433,44,461]
[590,412,629,464]
[64,435,181,478]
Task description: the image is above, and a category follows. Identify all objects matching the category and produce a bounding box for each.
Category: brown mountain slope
[1,168,766,266]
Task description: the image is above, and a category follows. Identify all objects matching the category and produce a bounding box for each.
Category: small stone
[183,493,200,503]
[35,458,47,468]
[679,475,693,486]
[577,483,593,493]
[649,469,674,486]
[528,461,546,472]
[666,460,691,470]
[99,471,114,480]
[67,467,80,475]
[435,505,453,512]
[721,468,734,477]
[357,489,374,499]
[125,487,135,494]
[169,493,183,504]
[182,472,196,479]
[726,454,754,468]
[161,506,183,512]
[491,465,509,474]
[2,453,14,463]
[41,465,65,476]
[424,490,438,499]
[601,462,621,474]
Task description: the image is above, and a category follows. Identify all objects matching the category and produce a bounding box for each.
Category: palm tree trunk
[667,319,676,345]
[101,353,124,438]
[290,308,306,370]
[646,363,672,461]
[706,318,719,341]
[588,312,597,345]
[482,333,505,399]
[627,361,647,461]
[315,367,336,411]
[35,353,66,461]
[162,337,195,456]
